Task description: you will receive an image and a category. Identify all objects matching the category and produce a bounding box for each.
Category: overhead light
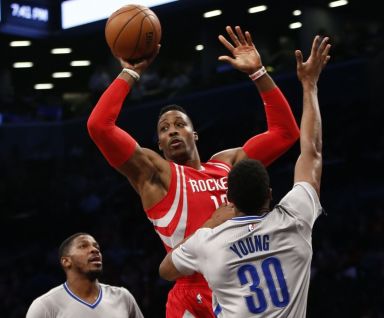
[203,10,222,18]
[70,60,91,66]
[13,62,34,68]
[61,0,179,29]
[10,41,31,47]
[52,72,72,78]
[248,5,267,14]
[34,83,54,90]
[195,45,204,51]
[293,10,302,16]
[289,22,302,29]
[329,0,348,8]
[51,48,72,54]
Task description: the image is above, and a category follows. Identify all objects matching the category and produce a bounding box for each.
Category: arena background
[0,0,383,317]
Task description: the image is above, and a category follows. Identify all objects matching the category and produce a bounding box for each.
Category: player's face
[157,111,198,163]
[65,235,103,279]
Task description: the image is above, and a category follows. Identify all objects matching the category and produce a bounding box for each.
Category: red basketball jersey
[145,159,231,252]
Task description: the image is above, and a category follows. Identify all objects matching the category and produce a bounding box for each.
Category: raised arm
[212,26,300,167]
[87,48,170,208]
[294,36,331,196]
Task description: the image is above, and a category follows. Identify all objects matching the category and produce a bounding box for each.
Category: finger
[235,26,247,45]
[226,25,241,46]
[119,58,133,68]
[319,44,331,66]
[318,37,329,54]
[322,43,331,59]
[323,55,331,66]
[245,31,254,46]
[218,35,235,53]
[310,35,321,57]
[218,55,233,64]
[295,50,303,66]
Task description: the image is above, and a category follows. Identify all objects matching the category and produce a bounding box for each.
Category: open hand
[218,26,262,75]
[295,36,331,85]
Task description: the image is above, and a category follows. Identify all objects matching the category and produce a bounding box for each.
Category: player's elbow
[159,260,175,281]
[159,255,184,281]
[273,125,300,150]
[87,116,108,142]
[286,125,300,145]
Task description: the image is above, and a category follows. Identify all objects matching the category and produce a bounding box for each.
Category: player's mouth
[89,256,102,265]
[169,138,183,148]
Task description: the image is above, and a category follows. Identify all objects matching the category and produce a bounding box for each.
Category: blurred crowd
[0,16,383,124]
[0,13,383,317]
[1,51,383,317]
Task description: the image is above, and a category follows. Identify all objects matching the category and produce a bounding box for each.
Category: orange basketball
[105,4,161,61]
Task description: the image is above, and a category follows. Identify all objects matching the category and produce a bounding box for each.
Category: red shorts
[166,274,215,318]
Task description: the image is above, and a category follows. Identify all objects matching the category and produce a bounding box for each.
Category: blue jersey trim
[214,303,222,317]
[63,282,102,309]
[231,213,268,222]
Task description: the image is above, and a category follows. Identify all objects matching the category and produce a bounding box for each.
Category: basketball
[105,4,162,61]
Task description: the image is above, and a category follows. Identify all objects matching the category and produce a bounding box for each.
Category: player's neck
[65,277,100,302]
[183,158,202,170]
[174,152,201,170]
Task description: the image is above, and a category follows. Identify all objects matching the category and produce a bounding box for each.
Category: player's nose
[168,128,178,136]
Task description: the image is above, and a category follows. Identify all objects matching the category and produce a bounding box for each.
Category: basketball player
[87,26,300,317]
[26,233,143,318]
[159,35,330,317]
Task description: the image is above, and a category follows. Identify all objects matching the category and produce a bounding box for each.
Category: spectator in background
[26,232,143,318]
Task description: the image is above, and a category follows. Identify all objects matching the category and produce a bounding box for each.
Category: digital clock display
[10,2,49,22]
[0,0,57,37]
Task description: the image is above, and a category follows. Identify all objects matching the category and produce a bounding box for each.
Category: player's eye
[160,126,168,132]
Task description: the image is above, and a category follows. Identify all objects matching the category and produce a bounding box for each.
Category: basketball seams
[113,8,149,55]
[146,14,160,50]
[128,14,146,60]
[105,5,161,60]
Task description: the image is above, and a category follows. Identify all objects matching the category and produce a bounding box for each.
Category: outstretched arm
[294,36,331,196]
[159,204,235,281]
[213,26,299,167]
[87,48,170,208]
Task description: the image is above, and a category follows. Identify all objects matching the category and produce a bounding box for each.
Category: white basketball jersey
[26,282,143,318]
[172,182,322,318]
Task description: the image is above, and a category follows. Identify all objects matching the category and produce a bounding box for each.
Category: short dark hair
[158,104,188,119]
[227,159,270,215]
[58,232,90,260]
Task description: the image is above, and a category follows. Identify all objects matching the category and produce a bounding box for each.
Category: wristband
[122,68,140,82]
[249,66,267,81]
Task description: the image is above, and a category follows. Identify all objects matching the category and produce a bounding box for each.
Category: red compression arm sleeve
[87,78,137,168]
[243,87,300,167]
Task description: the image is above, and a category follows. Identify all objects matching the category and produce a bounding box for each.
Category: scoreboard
[0,0,178,38]
[0,0,59,37]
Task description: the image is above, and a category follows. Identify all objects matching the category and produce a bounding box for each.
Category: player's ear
[268,188,272,201]
[158,140,162,151]
[61,256,71,269]
[193,131,198,141]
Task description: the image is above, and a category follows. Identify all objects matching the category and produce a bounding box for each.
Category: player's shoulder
[27,284,64,316]
[99,283,133,298]
[288,182,320,204]
[34,284,65,302]
[275,181,322,224]
[203,159,232,172]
